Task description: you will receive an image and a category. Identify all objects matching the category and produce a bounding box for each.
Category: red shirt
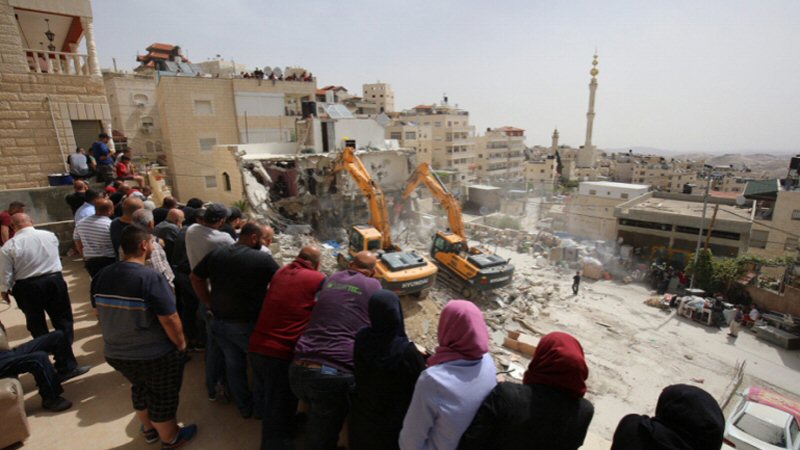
[115,161,131,179]
[0,211,14,244]
[249,258,326,360]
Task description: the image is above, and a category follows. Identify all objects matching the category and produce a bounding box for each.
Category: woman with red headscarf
[458,331,594,450]
[399,300,497,450]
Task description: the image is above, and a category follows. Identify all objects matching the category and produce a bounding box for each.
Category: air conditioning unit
[140,124,153,134]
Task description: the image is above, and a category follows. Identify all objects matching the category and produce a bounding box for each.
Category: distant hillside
[605,148,794,179]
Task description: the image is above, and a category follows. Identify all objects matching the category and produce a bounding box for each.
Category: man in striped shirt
[74,199,116,291]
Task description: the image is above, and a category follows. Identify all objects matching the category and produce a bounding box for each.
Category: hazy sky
[92,1,800,153]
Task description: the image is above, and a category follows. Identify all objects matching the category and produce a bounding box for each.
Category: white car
[724,387,800,450]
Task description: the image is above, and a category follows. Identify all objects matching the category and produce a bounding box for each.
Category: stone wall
[0,0,110,190]
[746,284,800,317]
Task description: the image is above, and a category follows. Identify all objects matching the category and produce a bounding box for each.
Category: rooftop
[580,181,650,190]
[625,197,750,222]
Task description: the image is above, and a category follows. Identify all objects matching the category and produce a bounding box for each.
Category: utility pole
[704,203,720,250]
[689,175,711,289]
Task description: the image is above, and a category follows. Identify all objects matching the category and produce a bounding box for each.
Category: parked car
[724,387,800,449]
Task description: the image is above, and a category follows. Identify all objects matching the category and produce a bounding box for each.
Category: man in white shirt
[0,214,75,344]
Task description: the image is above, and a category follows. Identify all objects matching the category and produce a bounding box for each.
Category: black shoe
[58,365,91,382]
[42,396,72,412]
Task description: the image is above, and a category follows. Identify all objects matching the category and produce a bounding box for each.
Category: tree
[686,249,714,292]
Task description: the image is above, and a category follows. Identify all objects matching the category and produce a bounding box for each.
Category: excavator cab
[348,225,383,253]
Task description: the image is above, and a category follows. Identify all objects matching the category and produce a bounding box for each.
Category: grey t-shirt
[185,223,235,270]
[91,261,177,360]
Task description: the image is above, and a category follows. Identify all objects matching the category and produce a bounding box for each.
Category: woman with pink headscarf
[399,300,497,450]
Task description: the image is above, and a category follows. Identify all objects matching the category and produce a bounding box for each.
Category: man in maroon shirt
[0,202,25,246]
[249,245,326,449]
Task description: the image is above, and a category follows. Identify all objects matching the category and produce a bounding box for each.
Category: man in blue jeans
[289,252,381,450]
[0,322,90,411]
[91,133,115,185]
[191,222,278,418]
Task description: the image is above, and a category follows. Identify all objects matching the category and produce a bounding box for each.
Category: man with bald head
[110,196,144,258]
[290,250,381,450]
[0,214,77,347]
[155,208,184,263]
[74,198,117,292]
[65,179,89,215]
[250,245,326,448]
[191,222,279,417]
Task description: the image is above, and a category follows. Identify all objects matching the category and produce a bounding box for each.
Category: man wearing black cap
[91,133,115,184]
[220,207,243,241]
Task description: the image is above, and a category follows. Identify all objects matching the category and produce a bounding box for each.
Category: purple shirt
[293,269,381,372]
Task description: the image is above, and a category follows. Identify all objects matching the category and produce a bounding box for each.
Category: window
[750,230,769,249]
[199,137,217,152]
[434,121,442,127]
[204,176,217,189]
[155,141,163,152]
[621,193,629,199]
[786,237,799,251]
[589,190,597,195]
[390,132,402,140]
[223,172,232,191]
[146,141,155,153]
[133,93,148,106]
[792,210,800,220]
[194,100,213,115]
[734,413,786,447]
[405,132,416,140]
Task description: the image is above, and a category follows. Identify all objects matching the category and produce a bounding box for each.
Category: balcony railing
[25,49,89,75]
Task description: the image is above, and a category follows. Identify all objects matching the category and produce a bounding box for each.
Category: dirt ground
[396,236,800,441]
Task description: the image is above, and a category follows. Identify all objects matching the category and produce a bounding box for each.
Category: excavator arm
[402,163,466,239]
[333,147,393,250]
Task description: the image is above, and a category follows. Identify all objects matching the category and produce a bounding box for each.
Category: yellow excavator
[332,147,438,297]
[398,162,514,298]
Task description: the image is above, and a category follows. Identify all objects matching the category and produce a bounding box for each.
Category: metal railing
[25,49,89,75]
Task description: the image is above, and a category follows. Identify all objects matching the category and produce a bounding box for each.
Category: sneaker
[58,365,91,383]
[216,383,231,404]
[42,396,72,412]
[162,424,197,449]
[141,425,159,444]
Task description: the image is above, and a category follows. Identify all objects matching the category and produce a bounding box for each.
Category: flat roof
[580,181,650,190]
[626,197,750,222]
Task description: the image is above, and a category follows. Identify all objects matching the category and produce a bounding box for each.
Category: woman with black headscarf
[610,384,724,450]
[458,331,594,450]
[349,290,426,450]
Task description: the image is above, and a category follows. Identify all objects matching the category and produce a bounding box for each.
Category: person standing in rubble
[458,332,594,450]
[728,306,743,338]
[572,272,581,295]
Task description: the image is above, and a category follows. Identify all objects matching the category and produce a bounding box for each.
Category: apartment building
[102,71,164,161]
[0,0,112,189]
[156,75,316,200]
[631,163,697,193]
[745,179,800,258]
[563,181,649,241]
[397,103,477,183]
[474,127,525,183]
[362,82,394,113]
[524,156,557,195]
[386,122,433,165]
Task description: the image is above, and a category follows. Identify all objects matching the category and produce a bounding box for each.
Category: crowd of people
[0,183,730,449]
[240,68,314,82]
[66,133,147,187]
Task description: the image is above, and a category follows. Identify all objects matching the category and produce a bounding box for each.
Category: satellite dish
[273,67,283,77]
[263,66,272,74]
[735,195,746,206]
